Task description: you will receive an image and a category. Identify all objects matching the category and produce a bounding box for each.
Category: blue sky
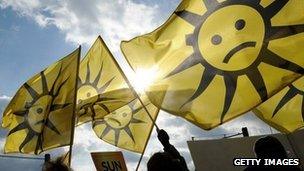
[0,8,75,96]
[0,0,275,170]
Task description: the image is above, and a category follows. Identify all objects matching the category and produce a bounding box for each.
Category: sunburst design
[77,61,116,119]
[93,100,146,146]
[272,83,304,120]
[166,0,304,122]
[8,66,70,154]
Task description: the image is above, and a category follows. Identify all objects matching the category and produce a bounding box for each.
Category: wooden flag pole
[135,105,161,171]
[68,45,81,166]
[135,123,158,171]
[135,145,147,170]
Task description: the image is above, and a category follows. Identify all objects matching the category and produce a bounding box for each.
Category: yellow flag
[121,0,304,129]
[77,36,159,153]
[254,76,304,133]
[92,95,159,153]
[60,151,70,166]
[2,48,80,154]
[77,36,136,124]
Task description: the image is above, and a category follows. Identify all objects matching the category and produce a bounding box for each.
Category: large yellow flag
[121,0,304,129]
[77,36,136,124]
[2,48,80,154]
[254,76,304,133]
[92,95,159,153]
[77,36,159,153]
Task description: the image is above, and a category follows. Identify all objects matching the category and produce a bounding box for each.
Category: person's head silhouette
[254,136,287,159]
[42,156,71,171]
[147,152,185,171]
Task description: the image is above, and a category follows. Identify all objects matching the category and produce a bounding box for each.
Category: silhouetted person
[147,129,189,171]
[42,156,72,171]
[244,136,301,171]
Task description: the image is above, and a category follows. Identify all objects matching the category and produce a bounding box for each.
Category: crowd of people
[42,131,302,171]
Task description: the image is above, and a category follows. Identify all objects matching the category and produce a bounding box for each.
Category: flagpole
[135,145,146,170]
[135,120,159,171]
[135,105,160,171]
[99,36,160,170]
[68,45,81,166]
[98,36,160,131]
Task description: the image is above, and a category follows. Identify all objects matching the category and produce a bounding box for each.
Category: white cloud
[71,123,144,171]
[0,0,159,51]
[131,111,276,170]
[0,0,40,15]
[0,95,11,100]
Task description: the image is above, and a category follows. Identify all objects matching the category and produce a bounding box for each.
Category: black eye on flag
[121,0,304,130]
[166,0,304,122]
[2,48,79,154]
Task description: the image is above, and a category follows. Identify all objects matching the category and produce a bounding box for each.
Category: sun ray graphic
[77,61,116,118]
[272,84,304,120]
[8,66,70,154]
[93,100,146,146]
[166,0,304,122]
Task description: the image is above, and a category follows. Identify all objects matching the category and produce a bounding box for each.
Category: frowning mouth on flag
[165,0,304,122]
[2,48,80,154]
[121,0,304,129]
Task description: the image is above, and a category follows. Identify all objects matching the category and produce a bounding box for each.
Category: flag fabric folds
[254,76,304,133]
[2,48,80,154]
[77,36,136,125]
[121,0,304,130]
[92,95,159,153]
[77,36,159,153]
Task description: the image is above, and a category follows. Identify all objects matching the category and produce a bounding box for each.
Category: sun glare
[131,67,158,93]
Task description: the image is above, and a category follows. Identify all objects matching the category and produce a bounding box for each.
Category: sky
[0,0,277,170]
